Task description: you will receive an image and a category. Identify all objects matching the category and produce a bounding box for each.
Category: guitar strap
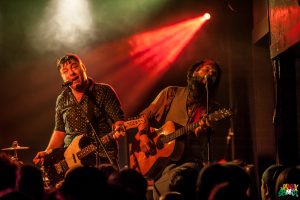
[86,79,98,133]
[85,79,118,168]
[165,87,189,126]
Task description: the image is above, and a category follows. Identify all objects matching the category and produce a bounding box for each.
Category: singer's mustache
[193,74,216,84]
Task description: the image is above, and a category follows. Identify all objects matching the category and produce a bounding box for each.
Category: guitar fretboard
[75,117,144,159]
[76,133,113,159]
[160,108,232,144]
[162,122,199,143]
[77,144,97,159]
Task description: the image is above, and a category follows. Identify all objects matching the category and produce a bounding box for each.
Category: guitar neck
[163,122,199,143]
[162,108,232,143]
[76,117,145,159]
[124,118,144,129]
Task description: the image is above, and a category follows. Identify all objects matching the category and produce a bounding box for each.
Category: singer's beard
[187,78,207,102]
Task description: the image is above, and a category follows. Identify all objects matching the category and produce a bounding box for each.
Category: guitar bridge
[54,160,69,175]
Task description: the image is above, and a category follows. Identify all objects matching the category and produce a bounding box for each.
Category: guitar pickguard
[43,148,67,187]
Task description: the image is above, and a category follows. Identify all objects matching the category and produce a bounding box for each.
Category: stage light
[203,13,211,20]
[104,14,211,114]
[31,0,94,51]
[129,14,210,75]
[83,13,211,115]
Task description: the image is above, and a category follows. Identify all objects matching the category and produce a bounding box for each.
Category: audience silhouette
[108,168,148,200]
[169,165,199,200]
[261,164,286,200]
[59,166,109,200]
[0,152,18,198]
[5,150,299,200]
[196,162,251,200]
[17,164,45,200]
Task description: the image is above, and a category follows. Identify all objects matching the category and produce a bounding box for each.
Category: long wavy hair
[186,59,222,101]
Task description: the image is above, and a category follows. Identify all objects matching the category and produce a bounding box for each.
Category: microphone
[204,74,216,85]
[193,73,216,85]
[204,74,209,81]
[62,80,73,87]
[204,74,211,85]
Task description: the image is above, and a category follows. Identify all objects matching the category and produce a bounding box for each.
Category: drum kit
[1,140,54,189]
[1,140,29,163]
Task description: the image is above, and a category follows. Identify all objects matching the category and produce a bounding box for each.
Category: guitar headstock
[208,108,233,122]
[111,116,146,140]
[124,116,145,129]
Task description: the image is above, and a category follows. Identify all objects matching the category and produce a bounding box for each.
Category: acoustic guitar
[129,109,232,179]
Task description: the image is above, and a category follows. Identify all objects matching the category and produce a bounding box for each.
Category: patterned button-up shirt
[54,79,124,161]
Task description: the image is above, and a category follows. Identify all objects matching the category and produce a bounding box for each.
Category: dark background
[0,0,299,196]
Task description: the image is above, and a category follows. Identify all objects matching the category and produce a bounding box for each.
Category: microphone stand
[205,76,212,165]
[84,118,115,168]
[65,83,114,168]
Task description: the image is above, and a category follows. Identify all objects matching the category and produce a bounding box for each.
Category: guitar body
[42,117,145,187]
[63,135,96,173]
[129,109,233,179]
[43,135,96,187]
[130,121,185,179]
[43,148,66,187]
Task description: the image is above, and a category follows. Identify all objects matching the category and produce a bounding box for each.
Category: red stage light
[203,13,211,20]
[87,14,211,115]
[129,14,210,74]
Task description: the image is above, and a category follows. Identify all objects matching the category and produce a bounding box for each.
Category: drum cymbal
[2,146,29,151]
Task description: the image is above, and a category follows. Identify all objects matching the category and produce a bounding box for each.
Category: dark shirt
[54,79,124,161]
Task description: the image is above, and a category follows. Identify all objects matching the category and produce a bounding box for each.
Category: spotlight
[203,13,211,20]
